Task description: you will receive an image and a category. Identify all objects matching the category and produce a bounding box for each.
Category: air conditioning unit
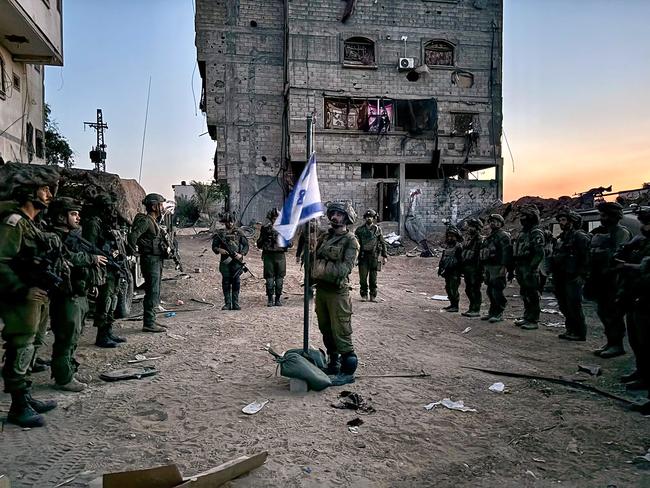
[398,57,415,70]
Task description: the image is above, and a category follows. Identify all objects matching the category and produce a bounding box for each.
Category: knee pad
[340,352,358,375]
[13,345,35,376]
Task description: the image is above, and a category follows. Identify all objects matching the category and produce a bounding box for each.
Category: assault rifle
[159,225,183,272]
[13,247,69,294]
[65,232,129,280]
[212,232,255,279]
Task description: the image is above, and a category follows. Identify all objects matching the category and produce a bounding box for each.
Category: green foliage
[174,195,200,226]
[44,104,74,168]
[190,180,228,214]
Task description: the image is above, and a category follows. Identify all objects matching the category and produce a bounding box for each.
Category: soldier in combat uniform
[312,202,360,385]
[354,209,387,302]
[47,198,107,392]
[212,212,249,310]
[512,205,546,329]
[479,214,512,323]
[0,166,60,427]
[551,208,591,341]
[438,226,463,313]
[83,194,126,347]
[587,202,631,358]
[128,193,168,333]
[461,218,484,317]
[257,208,288,307]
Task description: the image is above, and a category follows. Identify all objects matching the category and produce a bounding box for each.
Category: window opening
[324,97,392,133]
[12,73,20,92]
[343,37,375,66]
[424,40,454,67]
[35,129,44,158]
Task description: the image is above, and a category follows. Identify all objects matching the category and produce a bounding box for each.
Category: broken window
[324,97,393,132]
[451,70,474,88]
[452,113,477,135]
[394,99,438,135]
[343,37,376,66]
[405,163,438,179]
[35,129,44,158]
[361,163,399,179]
[26,122,34,162]
[424,40,454,67]
[12,73,20,92]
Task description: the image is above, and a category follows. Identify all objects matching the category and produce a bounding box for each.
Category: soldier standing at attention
[212,212,249,310]
[47,198,107,392]
[479,214,512,323]
[257,208,288,307]
[512,205,546,330]
[587,202,631,358]
[461,218,484,317]
[312,202,360,386]
[0,167,60,427]
[614,207,650,399]
[83,194,126,347]
[438,226,463,313]
[128,193,168,333]
[551,208,591,341]
[354,209,387,302]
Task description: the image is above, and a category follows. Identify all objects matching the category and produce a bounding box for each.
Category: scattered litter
[541,309,564,316]
[157,305,168,312]
[541,295,555,300]
[489,382,505,393]
[525,470,537,479]
[332,391,376,414]
[407,334,417,341]
[543,321,565,328]
[242,400,269,415]
[53,476,76,487]
[385,232,401,245]
[578,364,602,376]
[566,437,581,454]
[425,398,477,413]
[166,332,186,340]
[419,292,428,296]
[127,354,163,364]
[347,417,364,427]
[99,366,157,382]
[176,299,184,305]
[461,327,472,334]
[633,449,650,463]
[406,290,414,293]
[164,312,176,318]
[348,426,360,434]
[429,295,449,301]
[194,267,203,273]
[532,458,546,463]
[302,467,312,474]
[547,301,558,307]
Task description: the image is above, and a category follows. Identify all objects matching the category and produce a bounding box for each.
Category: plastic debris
[424,398,477,413]
[348,426,360,434]
[541,309,564,316]
[578,364,602,376]
[461,327,472,334]
[176,299,185,305]
[127,354,163,364]
[429,295,449,301]
[543,321,565,328]
[489,382,505,393]
[634,449,650,463]
[242,400,269,415]
[566,437,581,454]
[384,232,401,245]
[164,312,176,318]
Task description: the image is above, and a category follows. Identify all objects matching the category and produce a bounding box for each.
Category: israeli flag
[275,153,324,245]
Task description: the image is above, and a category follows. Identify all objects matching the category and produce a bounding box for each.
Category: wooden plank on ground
[177,452,268,487]
[102,464,183,488]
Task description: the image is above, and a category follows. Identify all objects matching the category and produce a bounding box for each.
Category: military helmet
[142,193,165,206]
[518,204,540,218]
[326,201,357,225]
[48,197,82,217]
[266,207,280,221]
[445,225,463,240]
[363,209,378,219]
[1,163,60,203]
[635,206,650,225]
[488,213,505,225]
[219,211,235,223]
[556,207,582,224]
[464,217,483,229]
[596,201,623,219]
[94,193,117,208]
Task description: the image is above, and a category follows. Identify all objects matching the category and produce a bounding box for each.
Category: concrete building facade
[0,0,63,166]
[196,0,503,231]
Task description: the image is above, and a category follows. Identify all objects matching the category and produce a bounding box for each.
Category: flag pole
[303,114,314,354]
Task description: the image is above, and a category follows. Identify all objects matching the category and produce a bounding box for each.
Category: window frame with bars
[341,36,377,68]
[423,40,455,68]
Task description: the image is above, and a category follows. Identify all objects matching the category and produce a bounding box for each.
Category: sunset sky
[44,0,650,202]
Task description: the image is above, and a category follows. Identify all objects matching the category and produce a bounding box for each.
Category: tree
[44,104,74,168]
[190,180,227,215]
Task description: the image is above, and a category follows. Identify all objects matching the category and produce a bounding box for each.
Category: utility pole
[84,109,108,172]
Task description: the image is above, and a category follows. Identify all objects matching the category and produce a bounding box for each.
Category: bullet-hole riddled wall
[195,0,503,231]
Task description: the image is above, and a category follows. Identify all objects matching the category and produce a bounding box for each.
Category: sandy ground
[1,233,649,487]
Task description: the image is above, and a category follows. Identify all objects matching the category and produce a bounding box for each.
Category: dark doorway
[377,182,399,222]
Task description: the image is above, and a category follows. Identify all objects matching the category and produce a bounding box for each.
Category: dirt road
[1,234,649,487]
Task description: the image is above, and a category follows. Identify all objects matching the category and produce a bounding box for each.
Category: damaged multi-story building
[195,0,503,232]
[0,0,63,165]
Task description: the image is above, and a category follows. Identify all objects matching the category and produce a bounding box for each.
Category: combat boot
[267,295,274,307]
[231,296,241,311]
[369,295,378,303]
[31,357,50,373]
[95,328,118,348]
[55,377,87,392]
[599,344,625,359]
[330,352,357,386]
[25,391,57,414]
[107,325,127,344]
[324,353,340,375]
[142,323,166,333]
[361,294,368,302]
[462,310,480,318]
[222,292,232,310]
[488,314,503,323]
[513,318,528,327]
[443,305,458,312]
[520,321,539,330]
[7,391,45,428]
[274,296,283,306]
[480,314,492,321]
[593,343,609,356]
[274,282,283,306]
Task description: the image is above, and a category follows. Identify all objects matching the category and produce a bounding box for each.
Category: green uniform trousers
[358,255,378,298]
[554,275,586,338]
[50,295,88,385]
[463,269,483,313]
[594,279,626,348]
[515,265,541,322]
[444,273,461,308]
[485,265,507,317]
[315,286,354,355]
[141,254,163,327]
[628,304,649,397]
[94,270,118,330]
[1,296,49,393]
[262,252,286,297]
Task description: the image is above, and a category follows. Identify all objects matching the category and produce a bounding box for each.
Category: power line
[138,76,152,185]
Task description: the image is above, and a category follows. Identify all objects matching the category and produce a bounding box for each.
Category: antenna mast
[84,109,108,172]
